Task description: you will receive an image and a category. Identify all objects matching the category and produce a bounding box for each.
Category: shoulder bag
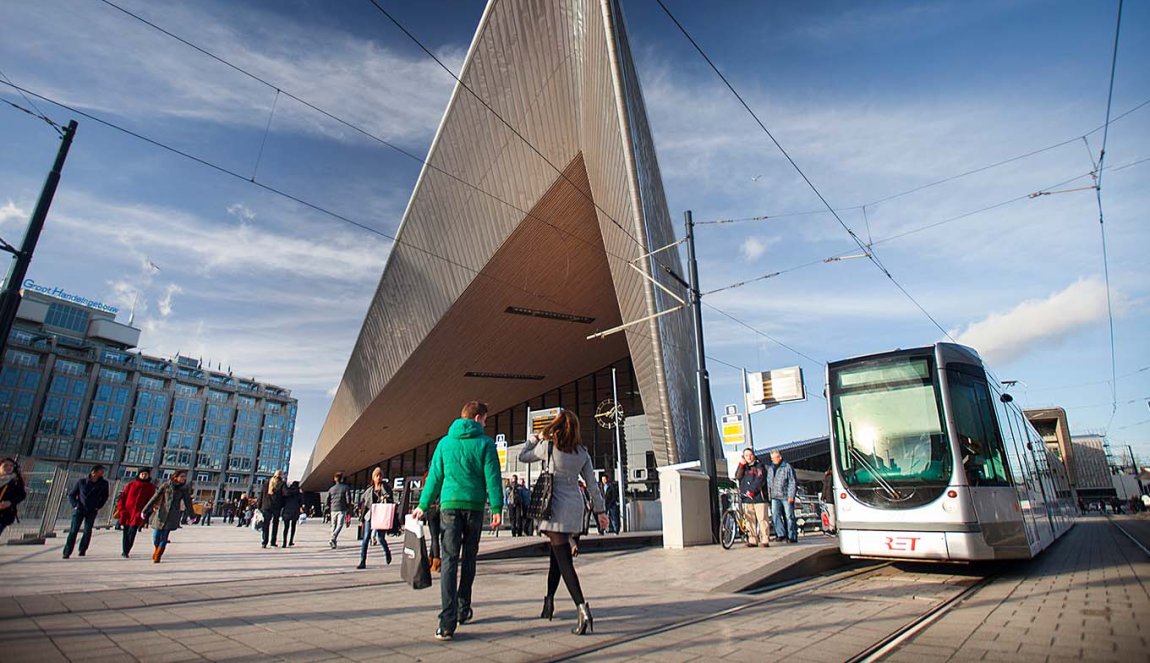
[526,441,554,521]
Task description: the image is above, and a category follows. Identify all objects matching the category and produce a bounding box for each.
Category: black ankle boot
[572,603,593,635]
[541,595,554,620]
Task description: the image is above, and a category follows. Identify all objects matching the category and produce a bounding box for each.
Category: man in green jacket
[413,400,503,641]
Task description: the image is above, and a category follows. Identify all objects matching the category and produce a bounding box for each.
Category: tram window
[947,370,1011,486]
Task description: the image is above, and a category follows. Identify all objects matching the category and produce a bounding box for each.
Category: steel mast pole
[612,366,626,533]
[685,210,719,543]
[0,120,78,356]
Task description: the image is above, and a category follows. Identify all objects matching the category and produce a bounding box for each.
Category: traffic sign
[721,413,745,445]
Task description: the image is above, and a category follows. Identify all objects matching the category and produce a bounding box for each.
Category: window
[174,383,198,397]
[54,359,87,376]
[6,350,39,367]
[196,473,210,483]
[45,303,90,333]
[947,368,1011,486]
[98,367,127,383]
[208,389,229,403]
[138,376,165,391]
[237,394,257,408]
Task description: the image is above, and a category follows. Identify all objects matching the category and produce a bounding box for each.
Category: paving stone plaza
[0,515,1145,662]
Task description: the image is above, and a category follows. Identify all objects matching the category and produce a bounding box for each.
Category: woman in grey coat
[519,410,608,635]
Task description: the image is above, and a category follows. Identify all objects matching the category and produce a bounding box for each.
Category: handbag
[526,441,554,521]
[370,502,396,531]
[400,515,432,590]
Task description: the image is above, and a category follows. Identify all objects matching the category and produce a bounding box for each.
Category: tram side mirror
[999,393,1014,403]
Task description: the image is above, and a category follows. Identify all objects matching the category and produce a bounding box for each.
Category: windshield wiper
[845,421,902,500]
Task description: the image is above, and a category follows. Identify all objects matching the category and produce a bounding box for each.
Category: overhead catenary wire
[0,68,63,136]
[696,95,1150,226]
[1092,0,1124,420]
[702,156,1147,296]
[654,0,955,343]
[91,0,650,279]
[363,0,649,254]
[0,79,610,316]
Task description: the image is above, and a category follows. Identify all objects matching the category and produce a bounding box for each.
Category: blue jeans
[62,510,97,556]
[153,528,172,549]
[359,527,391,564]
[772,498,798,542]
[439,509,483,633]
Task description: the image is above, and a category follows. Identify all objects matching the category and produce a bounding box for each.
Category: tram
[827,343,1073,561]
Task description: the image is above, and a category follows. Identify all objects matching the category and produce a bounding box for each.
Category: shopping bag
[400,516,432,590]
[370,502,396,531]
[526,442,555,521]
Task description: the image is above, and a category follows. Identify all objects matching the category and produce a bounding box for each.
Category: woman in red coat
[117,468,157,558]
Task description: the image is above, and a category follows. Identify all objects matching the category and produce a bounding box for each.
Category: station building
[301,0,721,495]
[0,282,296,503]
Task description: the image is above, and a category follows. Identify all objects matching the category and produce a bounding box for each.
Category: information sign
[748,366,806,407]
[721,413,745,445]
[495,433,508,471]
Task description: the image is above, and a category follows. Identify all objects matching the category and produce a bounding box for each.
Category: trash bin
[657,461,712,549]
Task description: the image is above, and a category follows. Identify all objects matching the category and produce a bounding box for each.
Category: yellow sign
[495,434,508,471]
[721,414,745,445]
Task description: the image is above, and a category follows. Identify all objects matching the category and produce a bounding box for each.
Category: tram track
[554,561,991,662]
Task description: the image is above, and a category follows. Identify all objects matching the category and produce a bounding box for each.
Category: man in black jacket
[63,465,110,559]
[735,449,769,547]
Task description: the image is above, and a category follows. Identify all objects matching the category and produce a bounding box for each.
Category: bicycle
[720,492,751,550]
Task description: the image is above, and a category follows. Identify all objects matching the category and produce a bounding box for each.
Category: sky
[1,0,1147,478]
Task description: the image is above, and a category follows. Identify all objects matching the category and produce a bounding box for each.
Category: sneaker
[434,629,453,641]
[78,551,85,557]
[329,541,337,549]
[458,607,473,625]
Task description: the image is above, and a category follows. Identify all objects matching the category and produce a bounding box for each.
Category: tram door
[992,387,1041,548]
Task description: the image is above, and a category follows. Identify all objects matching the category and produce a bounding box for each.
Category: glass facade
[346,358,643,488]
[5,292,298,501]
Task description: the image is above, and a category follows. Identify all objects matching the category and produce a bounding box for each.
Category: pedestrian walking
[327,472,351,548]
[735,448,769,547]
[142,470,195,563]
[507,475,522,536]
[0,458,28,539]
[600,473,620,534]
[516,479,533,536]
[116,468,157,558]
[411,400,503,642]
[820,468,836,533]
[768,450,799,543]
[282,481,302,547]
[519,409,608,636]
[260,470,286,548]
[62,464,110,559]
[199,502,213,526]
[357,467,394,569]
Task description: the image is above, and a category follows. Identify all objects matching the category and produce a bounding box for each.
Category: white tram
[827,343,1073,561]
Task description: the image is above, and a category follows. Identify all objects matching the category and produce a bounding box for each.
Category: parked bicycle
[720,491,751,550]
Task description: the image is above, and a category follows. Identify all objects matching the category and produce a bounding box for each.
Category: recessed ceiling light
[505,306,595,324]
[464,371,545,381]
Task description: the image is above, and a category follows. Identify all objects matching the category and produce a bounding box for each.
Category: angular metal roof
[302,0,700,489]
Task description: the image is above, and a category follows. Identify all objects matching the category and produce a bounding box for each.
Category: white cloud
[0,0,460,146]
[226,203,256,222]
[157,283,181,317]
[51,192,390,283]
[0,200,25,226]
[952,278,1119,365]
[740,236,777,261]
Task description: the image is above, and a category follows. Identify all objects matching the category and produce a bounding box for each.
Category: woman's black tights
[545,532,584,605]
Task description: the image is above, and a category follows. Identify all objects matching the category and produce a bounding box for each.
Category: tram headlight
[942,501,956,513]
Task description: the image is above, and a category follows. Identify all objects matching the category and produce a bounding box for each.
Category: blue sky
[1,0,1147,477]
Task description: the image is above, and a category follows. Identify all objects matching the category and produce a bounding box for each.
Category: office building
[0,282,296,502]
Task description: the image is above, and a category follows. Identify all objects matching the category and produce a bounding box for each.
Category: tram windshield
[830,355,952,508]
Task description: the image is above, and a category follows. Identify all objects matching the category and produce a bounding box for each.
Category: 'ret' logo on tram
[883,536,921,552]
